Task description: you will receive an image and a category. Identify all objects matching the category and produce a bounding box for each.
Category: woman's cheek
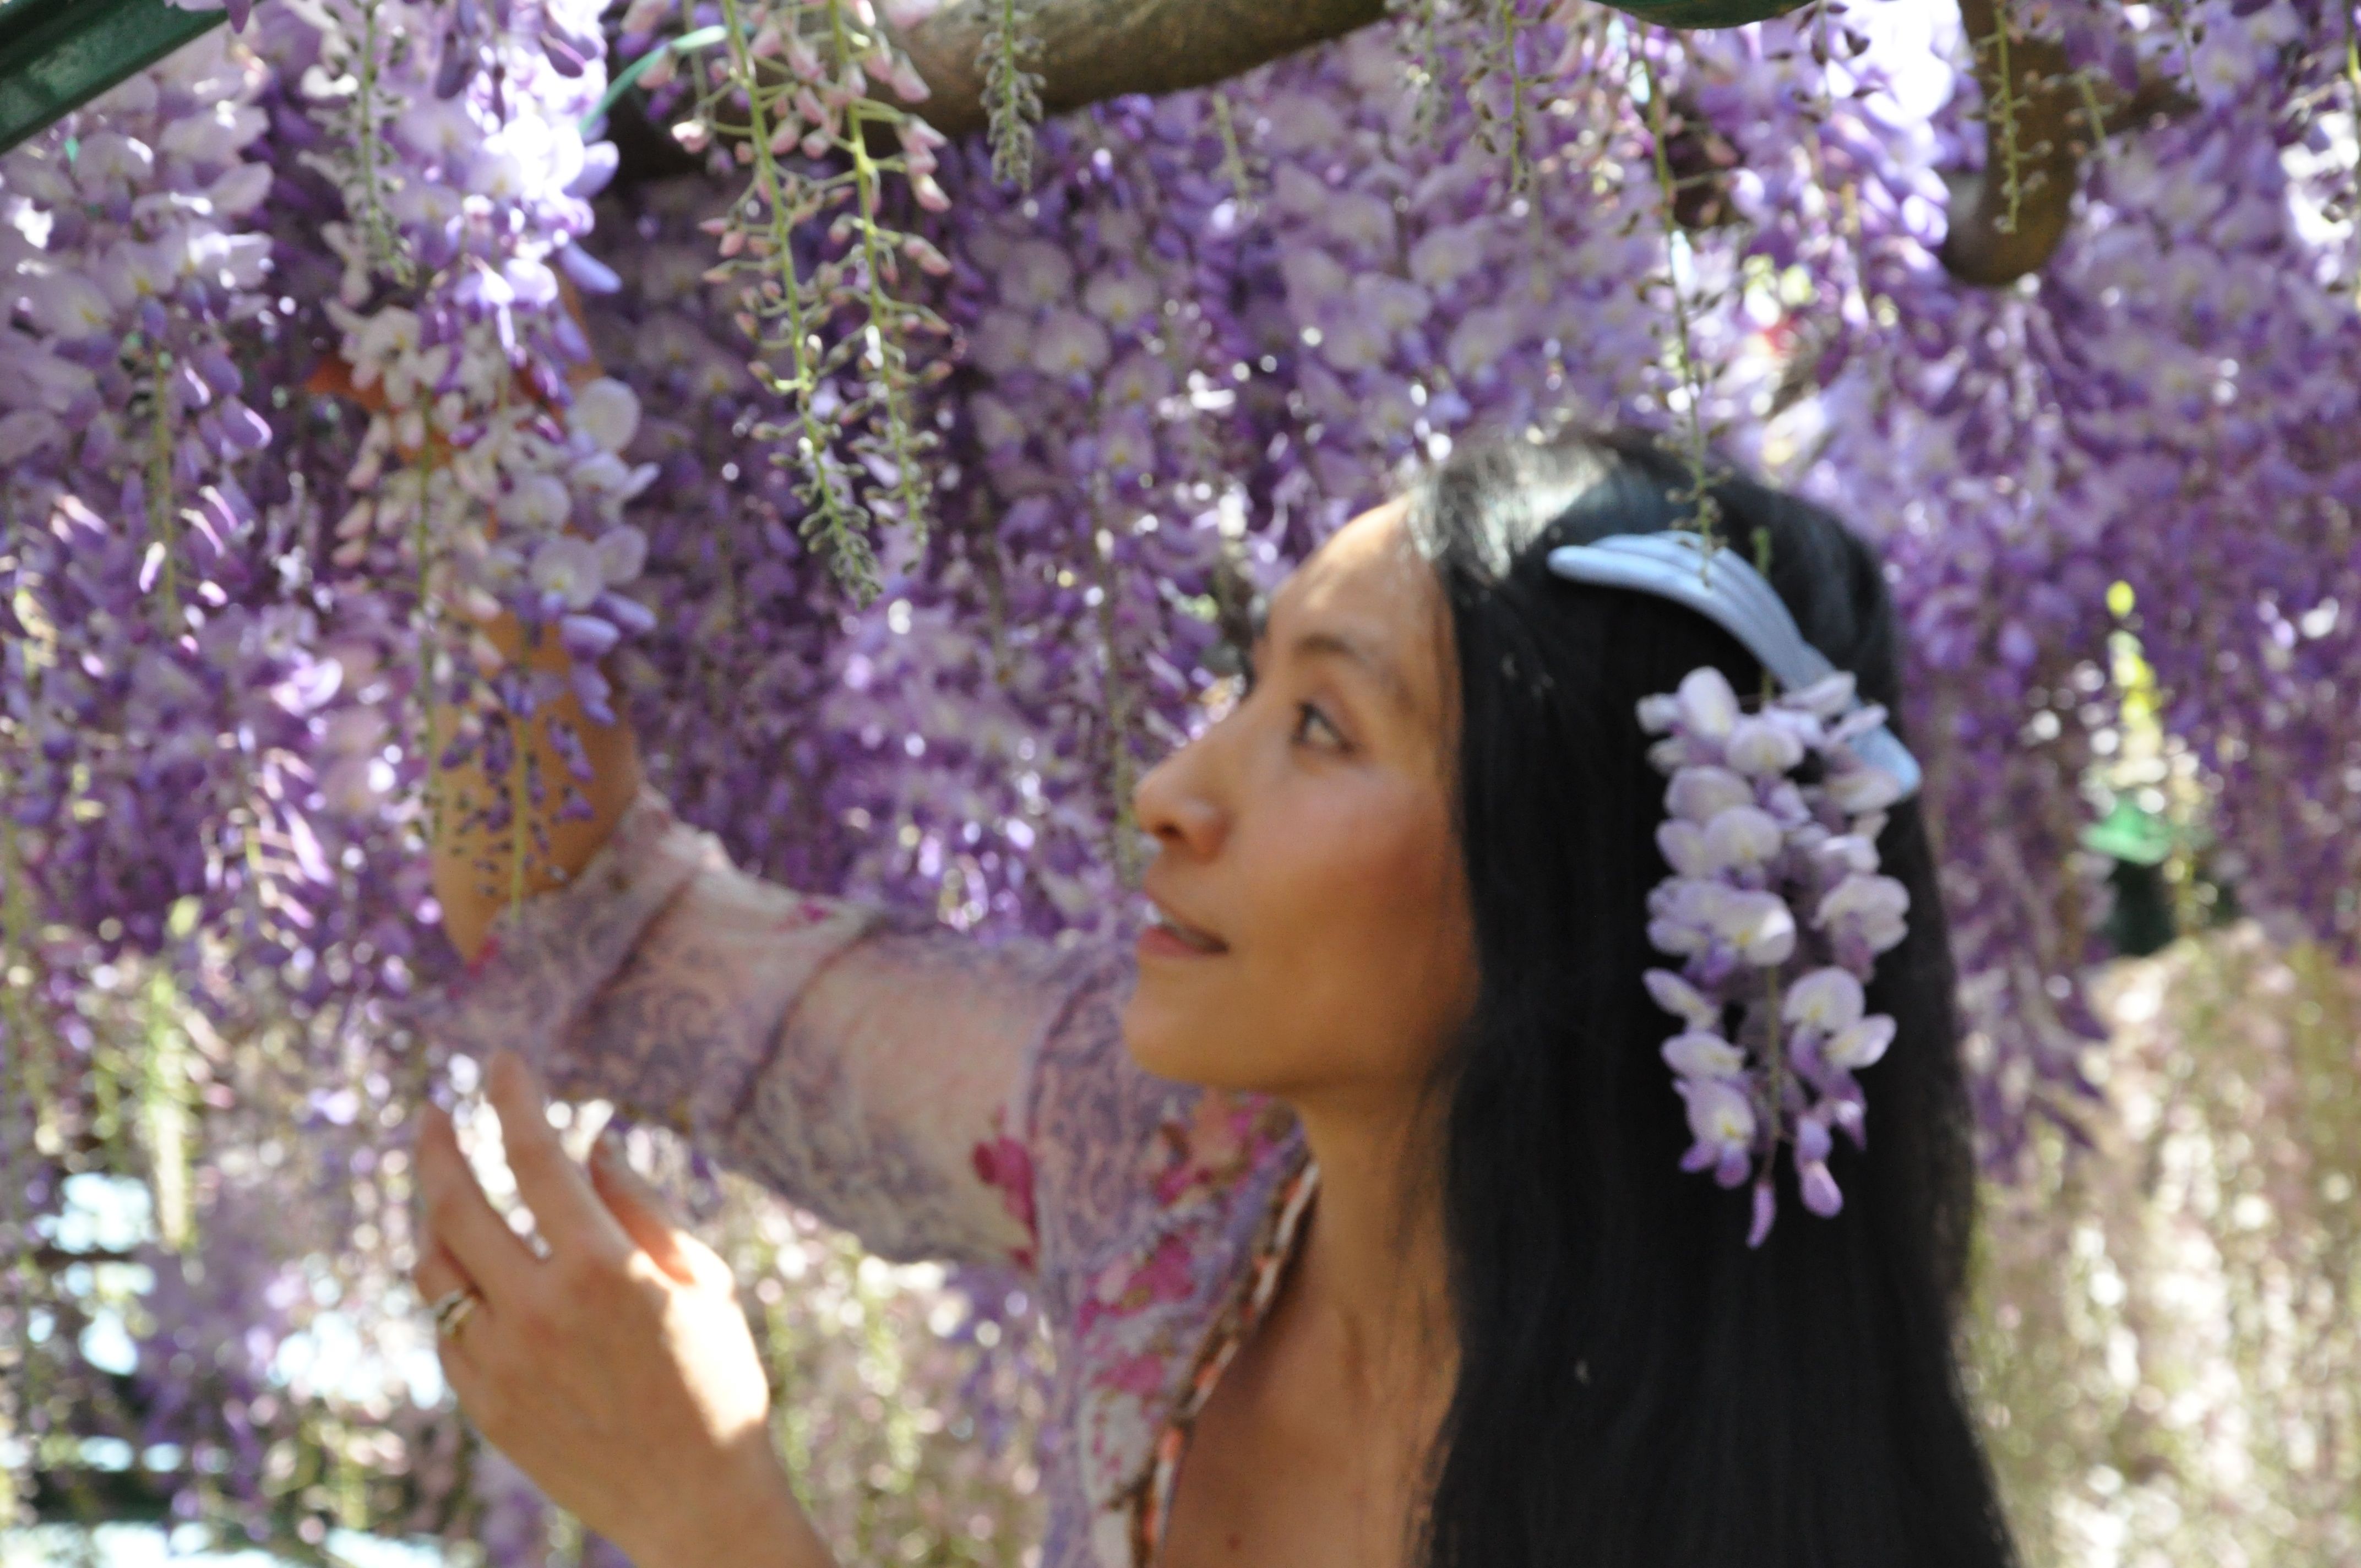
[1119,770,1468,1095]
[1238,785,1459,1077]
[1301,787,1472,1058]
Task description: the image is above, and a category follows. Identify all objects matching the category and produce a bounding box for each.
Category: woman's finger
[411,1237,494,1357]
[414,1101,539,1306]
[587,1133,704,1287]
[410,1233,471,1305]
[485,1050,635,1266]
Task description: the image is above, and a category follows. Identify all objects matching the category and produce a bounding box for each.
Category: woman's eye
[1292,701,1344,749]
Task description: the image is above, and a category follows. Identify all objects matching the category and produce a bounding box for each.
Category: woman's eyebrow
[1247,601,1413,716]
[1288,628,1413,714]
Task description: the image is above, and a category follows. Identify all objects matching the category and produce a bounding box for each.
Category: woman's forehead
[1269,500,1422,625]
[1264,499,1452,723]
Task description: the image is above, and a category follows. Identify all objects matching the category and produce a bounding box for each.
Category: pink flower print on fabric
[1149,1090,1292,1208]
[1079,1232,1196,1340]
[1129,1157,1321,1565]
[465,932,505,981]
[971,1127,1039,1268]
[1100,1351,1169,1400]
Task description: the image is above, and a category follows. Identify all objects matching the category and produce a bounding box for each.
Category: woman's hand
[410,1050,834,1568]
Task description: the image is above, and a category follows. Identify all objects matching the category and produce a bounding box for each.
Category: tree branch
[1941,0,2188,286]
[888,0,1388,138]
[28,1243,144,1270]
[1941,0,2079,286]
[885,0,2191,292]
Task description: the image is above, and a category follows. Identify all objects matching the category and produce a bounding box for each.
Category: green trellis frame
[1619,0,1810,22]
[0,0,227,157]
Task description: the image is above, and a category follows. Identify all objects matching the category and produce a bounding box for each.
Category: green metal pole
[0,0,227,156]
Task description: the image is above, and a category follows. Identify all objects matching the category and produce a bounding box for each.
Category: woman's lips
[1138,902,1228,957]
[1138,924,1223,960]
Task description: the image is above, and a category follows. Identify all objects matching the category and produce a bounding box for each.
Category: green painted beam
[0,0,227,157]
[1620,0,1810,24]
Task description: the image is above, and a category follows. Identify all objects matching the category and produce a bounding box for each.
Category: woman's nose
[1134,742,1227,859]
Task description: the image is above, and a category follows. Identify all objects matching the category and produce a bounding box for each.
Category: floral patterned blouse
[434,788,1315,1568]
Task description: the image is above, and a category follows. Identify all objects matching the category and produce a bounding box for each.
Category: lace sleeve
[429,787,1108,1268]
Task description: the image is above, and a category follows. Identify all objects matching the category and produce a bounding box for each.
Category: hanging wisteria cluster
[1635,667,1913,1246]
[6,0,2361,1553]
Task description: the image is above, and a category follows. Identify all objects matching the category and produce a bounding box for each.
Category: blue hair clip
[1544,533,1923,804]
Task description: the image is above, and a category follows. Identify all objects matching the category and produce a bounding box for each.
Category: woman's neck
[1285,1085,1458,1415]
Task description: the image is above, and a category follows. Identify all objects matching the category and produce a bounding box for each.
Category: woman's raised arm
[308,330,644,960]
[362,326,1108,1276]
[427,606,644,965]
[425,769,1107,1270]
[414,602,1112,1271]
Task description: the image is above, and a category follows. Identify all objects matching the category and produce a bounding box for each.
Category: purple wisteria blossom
[9,0,2361,1550]
[1639,667,1912,1244]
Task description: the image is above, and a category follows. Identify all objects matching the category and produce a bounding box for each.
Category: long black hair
[1407,432,2014,1568]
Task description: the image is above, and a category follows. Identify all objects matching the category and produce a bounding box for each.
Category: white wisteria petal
[1656,819,1716,879]
[570,378,643,454]
[207,161,274,217]
[1818,873,1911,952]
[1663,1031,1749,1079]
[1082,270,1158,328]
[1785,671,1858,717]
[1704,805,1785,870]
[1782,967,1865,1034]
[1710,888,1797,966]
[1827,765,1906,814]
[1030,309,1112,376]
[1673,666,1740,739]
[1666,765,1753,823]
[18,273,115,339]
[592,526,649,585]
[1726,715,1808,776]
[1823,1014,1897,1072]
[1643,968,1721,1031]
[1827,700,1891,744]
[529,533,604,610]
[1677,1076,1758,1148]
[1812,834,1880,879]
[503,473,577,535]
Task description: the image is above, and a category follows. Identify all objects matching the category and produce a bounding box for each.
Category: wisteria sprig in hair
[1637,666,1912,1247]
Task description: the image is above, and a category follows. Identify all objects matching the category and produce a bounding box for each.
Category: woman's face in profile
[1123,499,1481,1103]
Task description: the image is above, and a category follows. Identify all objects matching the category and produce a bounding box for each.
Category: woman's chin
[1119,986,1254,1089]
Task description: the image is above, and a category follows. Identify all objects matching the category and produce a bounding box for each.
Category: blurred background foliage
[19,623,2360,1568]
[1971,928,2361,1567]
[10,906,2359,1567]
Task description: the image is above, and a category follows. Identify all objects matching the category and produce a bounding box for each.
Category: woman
[410,432,2018,1568]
